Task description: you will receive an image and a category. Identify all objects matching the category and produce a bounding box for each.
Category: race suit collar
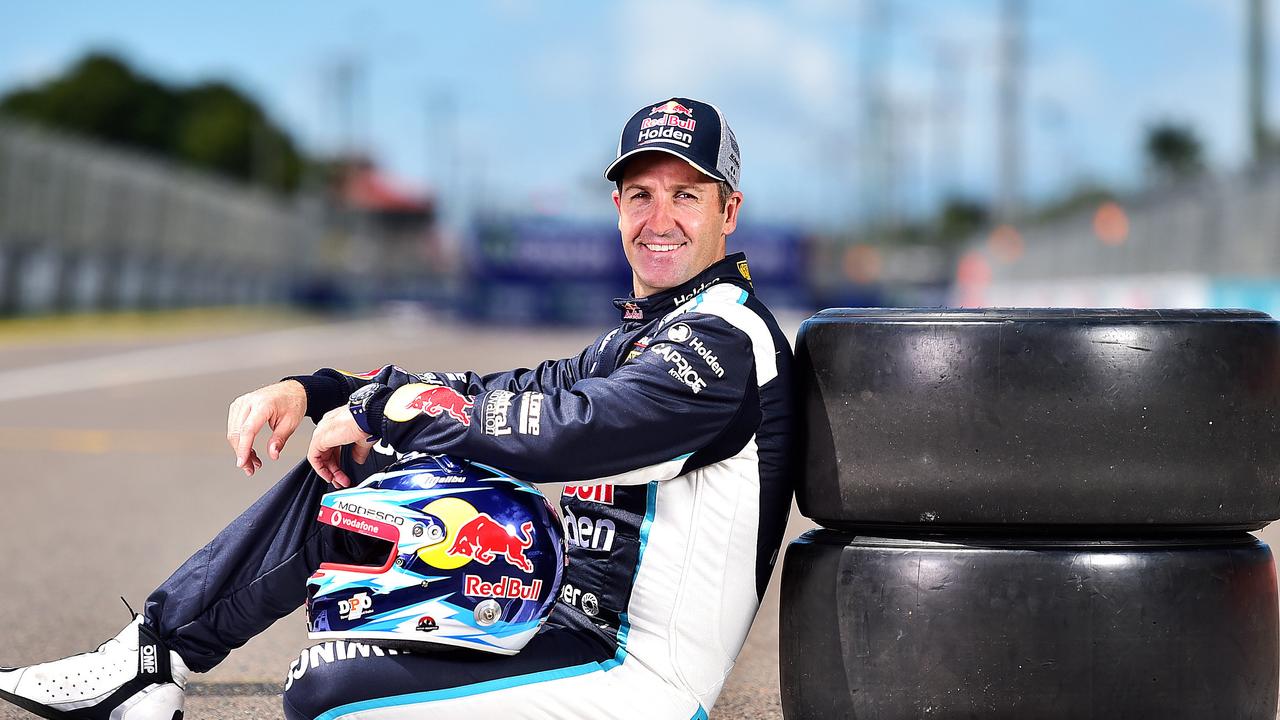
[613,252,754,323]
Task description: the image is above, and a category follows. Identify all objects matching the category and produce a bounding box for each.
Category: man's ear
[722,191,744,236]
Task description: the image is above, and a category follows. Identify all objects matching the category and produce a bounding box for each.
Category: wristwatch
[348,383,383,437]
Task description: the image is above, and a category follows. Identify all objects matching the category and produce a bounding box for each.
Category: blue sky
[1,0,1269,228]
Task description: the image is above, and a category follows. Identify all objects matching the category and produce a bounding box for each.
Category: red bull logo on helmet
[464,574,544,600]
[448,514,535,573]
[404,386,474,426]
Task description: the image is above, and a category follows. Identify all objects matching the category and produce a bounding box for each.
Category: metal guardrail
[0,118,322,314]
[961,165,1280,283]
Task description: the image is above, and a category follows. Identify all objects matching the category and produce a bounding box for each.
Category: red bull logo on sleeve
[405,386,474,426]
[448,514,535,573]
[339,368,381,379]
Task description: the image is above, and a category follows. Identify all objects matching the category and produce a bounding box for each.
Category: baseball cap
[604,97,741,191]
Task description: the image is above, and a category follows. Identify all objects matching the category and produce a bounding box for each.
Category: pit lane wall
[950,164,1280,316]
[0,117,805,321]
[0,118,326,314]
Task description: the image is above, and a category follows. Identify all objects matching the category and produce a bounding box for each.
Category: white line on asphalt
[0,321,384,403]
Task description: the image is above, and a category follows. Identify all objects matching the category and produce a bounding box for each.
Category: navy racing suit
[143,252,794,720]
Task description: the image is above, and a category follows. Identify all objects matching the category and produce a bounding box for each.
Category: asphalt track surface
[1,308,1277,720]
[0,308,812,720]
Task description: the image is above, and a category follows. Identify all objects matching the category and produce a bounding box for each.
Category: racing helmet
[306,454,566,655]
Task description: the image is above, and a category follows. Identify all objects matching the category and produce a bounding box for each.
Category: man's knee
[281,640,413,720]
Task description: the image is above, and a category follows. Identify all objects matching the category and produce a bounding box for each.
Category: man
[0,96,794,720]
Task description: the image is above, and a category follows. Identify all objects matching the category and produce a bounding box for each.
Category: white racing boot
[0,615,189,720]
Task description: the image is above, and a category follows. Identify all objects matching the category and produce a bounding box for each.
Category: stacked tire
[781,309,1280,719]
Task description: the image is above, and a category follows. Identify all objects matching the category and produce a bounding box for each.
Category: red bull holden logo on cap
[641,99,697,146]
[650,100,694,117]
[448,513,535,573]
[641,115,696,132]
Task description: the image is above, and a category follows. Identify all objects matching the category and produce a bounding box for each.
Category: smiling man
[0,97,795,720]
[608,99,742,299]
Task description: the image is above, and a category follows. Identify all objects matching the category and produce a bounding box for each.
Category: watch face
[351,384,378,406]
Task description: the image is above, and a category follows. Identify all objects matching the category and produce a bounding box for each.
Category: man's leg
[0,451,392,720]
[280,608,703,720]
[146,450,395,672]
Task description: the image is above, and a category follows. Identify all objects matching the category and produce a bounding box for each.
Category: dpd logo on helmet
[338,592,373,621]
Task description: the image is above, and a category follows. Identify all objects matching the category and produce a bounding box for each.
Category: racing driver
[0,96,794,720]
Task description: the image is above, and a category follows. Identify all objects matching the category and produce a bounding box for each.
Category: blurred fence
[2,117,905,323]
[462,217,813,325]
[0,118,323,314]
[955,164,1280,315]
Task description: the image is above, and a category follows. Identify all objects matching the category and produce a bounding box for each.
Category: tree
[0,51,305,193]
[1144,121,1205,184]
[935,197,990,245]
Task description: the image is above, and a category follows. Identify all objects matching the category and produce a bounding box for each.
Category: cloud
[613,0,848,117]
[525,46,604,100]
[489,0,537,22]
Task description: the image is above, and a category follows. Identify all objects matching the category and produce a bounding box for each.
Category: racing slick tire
[778,528,1280,720]
[795,308,1280,530]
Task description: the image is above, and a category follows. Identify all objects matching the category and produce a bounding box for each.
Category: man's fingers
[308,449,331,484]
[268,416,299,461]
[351,441,371,466]
[312,451,346,487]
[226,397,250,455]
[226,398,242,438]
[330,465,352,488]
[308,437,334,484]
[235,407,267,467]
[242,449,261,477]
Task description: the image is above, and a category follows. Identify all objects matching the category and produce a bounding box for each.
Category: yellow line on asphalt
[0,307,312,346]
[0,426,231,455]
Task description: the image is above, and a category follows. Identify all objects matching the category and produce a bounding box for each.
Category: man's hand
[308,406,373,488]
[227,380,307,477]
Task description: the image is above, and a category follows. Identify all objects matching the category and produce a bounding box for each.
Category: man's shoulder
[660,284,782,336]
[655,284,787,385]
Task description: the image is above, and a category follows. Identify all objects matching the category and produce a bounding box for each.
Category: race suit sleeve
[369,311,760,485]
[284,330,609,423]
